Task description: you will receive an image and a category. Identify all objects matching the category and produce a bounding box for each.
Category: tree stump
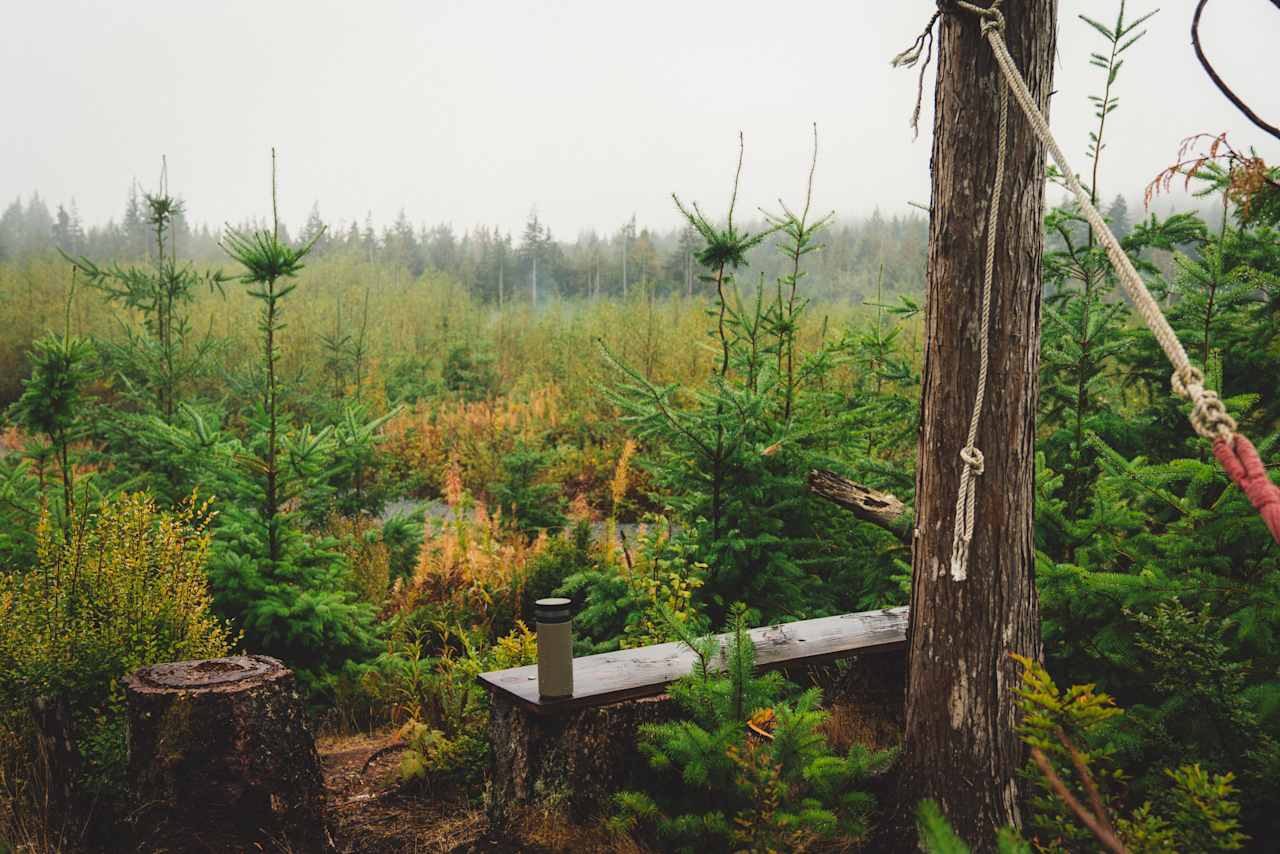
[822,650,906,746]
[123,655,330,853]
[485,693,677,830]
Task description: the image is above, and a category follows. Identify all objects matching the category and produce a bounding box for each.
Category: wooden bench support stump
[822,650,907,751]
[123,655,330,852]
[486,693,676,828]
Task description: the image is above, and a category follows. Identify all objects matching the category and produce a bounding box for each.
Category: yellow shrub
[489,620,538,670]
[0,492,235,717]
[381,384,566,502]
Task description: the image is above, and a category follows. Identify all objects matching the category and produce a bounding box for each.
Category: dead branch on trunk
[806,469,911,543]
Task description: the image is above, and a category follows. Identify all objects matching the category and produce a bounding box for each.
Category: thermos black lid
[534,597,573,623]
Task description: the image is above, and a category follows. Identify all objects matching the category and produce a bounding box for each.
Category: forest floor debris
[320,730,657,853]
[322,731,487,853]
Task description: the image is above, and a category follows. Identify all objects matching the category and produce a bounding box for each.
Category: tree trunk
[900,0,1054,845]
[123,655,330,852]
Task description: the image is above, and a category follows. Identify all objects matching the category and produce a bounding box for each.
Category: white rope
[960,1,1237,444]
[948,9,1009,582]
[914,0,1241,582]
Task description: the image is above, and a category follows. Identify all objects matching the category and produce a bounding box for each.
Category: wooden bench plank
[478,606,908,715]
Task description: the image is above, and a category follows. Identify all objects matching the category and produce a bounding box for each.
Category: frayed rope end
[891,45,924,68]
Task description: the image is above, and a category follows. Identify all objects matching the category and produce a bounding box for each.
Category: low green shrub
[346,619,538,790]
[611,605,895,853]
[559,518,707,654]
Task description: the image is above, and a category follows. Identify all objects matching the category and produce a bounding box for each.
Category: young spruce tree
[208,151,376,687]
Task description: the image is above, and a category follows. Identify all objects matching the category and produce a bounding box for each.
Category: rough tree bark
[900,0,1055,845]
[28,695,80,828]
[123,655,330,852]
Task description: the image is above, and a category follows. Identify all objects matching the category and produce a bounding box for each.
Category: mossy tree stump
[486,693,676,829]
[123,655,330,852]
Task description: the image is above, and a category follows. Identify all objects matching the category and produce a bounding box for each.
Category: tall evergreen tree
[69,165,221,428]
[299,201,330,254]
[520,209,549,304]
[207,151,376,682]
[1106,193,1131,239]
[385,209,421,274]
[121,183,148,257]
[7,274,97,541]
[51,204,84,254]
[0,197,23,260]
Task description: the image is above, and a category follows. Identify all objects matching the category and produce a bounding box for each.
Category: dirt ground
[320,731,500,854]
[320,729,662,854]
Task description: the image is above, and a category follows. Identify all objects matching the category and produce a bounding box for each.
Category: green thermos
[534,597,574,700]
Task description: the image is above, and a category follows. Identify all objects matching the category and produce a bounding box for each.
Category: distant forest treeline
[0,184,931,301]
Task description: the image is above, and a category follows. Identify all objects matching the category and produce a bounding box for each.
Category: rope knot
[954,0,1005,36]
[959,446,985,475]
[1190,390,1237,440]
[980,9,1005,37]
[1171,367,1237,440]
[1170,366,1204,400]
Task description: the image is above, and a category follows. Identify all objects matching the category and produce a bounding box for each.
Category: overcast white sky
[3,1,1277,236]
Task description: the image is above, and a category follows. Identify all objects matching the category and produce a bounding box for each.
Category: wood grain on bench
[478,606,908,715]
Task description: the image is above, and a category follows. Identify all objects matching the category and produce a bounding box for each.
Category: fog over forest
[3,0,1276,238]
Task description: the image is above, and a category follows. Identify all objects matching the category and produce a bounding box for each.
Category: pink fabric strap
[1214,434,1280,544]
